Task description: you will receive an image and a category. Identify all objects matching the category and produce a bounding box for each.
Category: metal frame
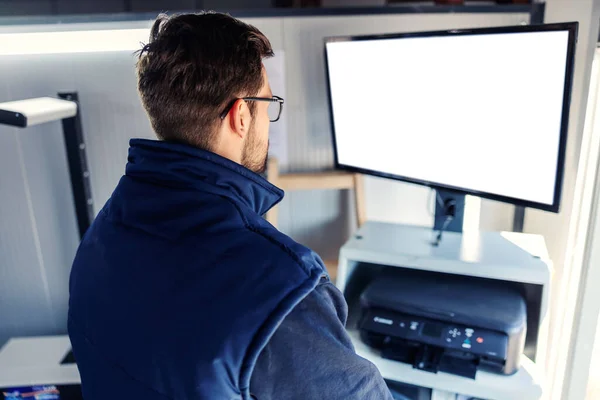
[324,22,578,215]
[220,95,284,122]
[58,92,94,239]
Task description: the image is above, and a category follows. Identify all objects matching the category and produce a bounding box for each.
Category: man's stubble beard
[241,120,269,174]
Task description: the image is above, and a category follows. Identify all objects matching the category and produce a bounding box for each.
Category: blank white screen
[326,30,570,207]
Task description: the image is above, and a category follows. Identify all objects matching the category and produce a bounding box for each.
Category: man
[68,12,393,400]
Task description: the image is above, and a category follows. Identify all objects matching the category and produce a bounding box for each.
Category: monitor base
[432,189,465,246]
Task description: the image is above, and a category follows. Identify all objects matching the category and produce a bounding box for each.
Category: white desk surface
[0,335,80,387]
[340,221,551,285]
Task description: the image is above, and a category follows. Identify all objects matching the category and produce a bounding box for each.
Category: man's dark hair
[136,12,274,150]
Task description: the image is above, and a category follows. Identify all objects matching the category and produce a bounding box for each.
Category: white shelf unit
[336,221,552,400]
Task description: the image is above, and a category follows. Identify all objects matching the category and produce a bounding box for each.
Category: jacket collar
[126,139,283,216]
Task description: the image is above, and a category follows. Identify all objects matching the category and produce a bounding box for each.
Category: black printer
[359,270,527,379]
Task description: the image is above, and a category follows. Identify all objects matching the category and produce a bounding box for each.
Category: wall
[0,10,530,346]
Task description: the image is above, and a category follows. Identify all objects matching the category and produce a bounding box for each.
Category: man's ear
[229,99,250,139]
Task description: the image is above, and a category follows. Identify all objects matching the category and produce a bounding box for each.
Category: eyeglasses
[219,95,284,122]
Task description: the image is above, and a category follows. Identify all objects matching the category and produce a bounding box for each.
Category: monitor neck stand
[432,189,465,247]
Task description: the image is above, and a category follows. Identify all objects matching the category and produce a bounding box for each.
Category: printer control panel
[361,308,508,360]
[441,325,505,358]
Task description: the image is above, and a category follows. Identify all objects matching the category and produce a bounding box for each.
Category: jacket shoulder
[242,218,329,280]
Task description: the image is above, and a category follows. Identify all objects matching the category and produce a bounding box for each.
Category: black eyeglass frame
[219,95,284,122]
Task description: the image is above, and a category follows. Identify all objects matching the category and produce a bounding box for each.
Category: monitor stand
[432,189,465,246]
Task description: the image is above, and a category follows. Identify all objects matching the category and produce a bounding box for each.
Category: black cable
[432,214,453,246]
[431,197,456,246]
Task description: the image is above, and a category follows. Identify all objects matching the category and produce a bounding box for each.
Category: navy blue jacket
[68,139,393,400]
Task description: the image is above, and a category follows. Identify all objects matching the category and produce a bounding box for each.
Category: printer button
[448,328,460,338]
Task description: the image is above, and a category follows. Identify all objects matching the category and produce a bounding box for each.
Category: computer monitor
[324,23,578,223]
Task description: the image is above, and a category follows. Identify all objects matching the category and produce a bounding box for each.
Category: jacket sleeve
[249,277,395,400]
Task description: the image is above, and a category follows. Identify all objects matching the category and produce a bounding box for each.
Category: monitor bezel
[324,22,578,213]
